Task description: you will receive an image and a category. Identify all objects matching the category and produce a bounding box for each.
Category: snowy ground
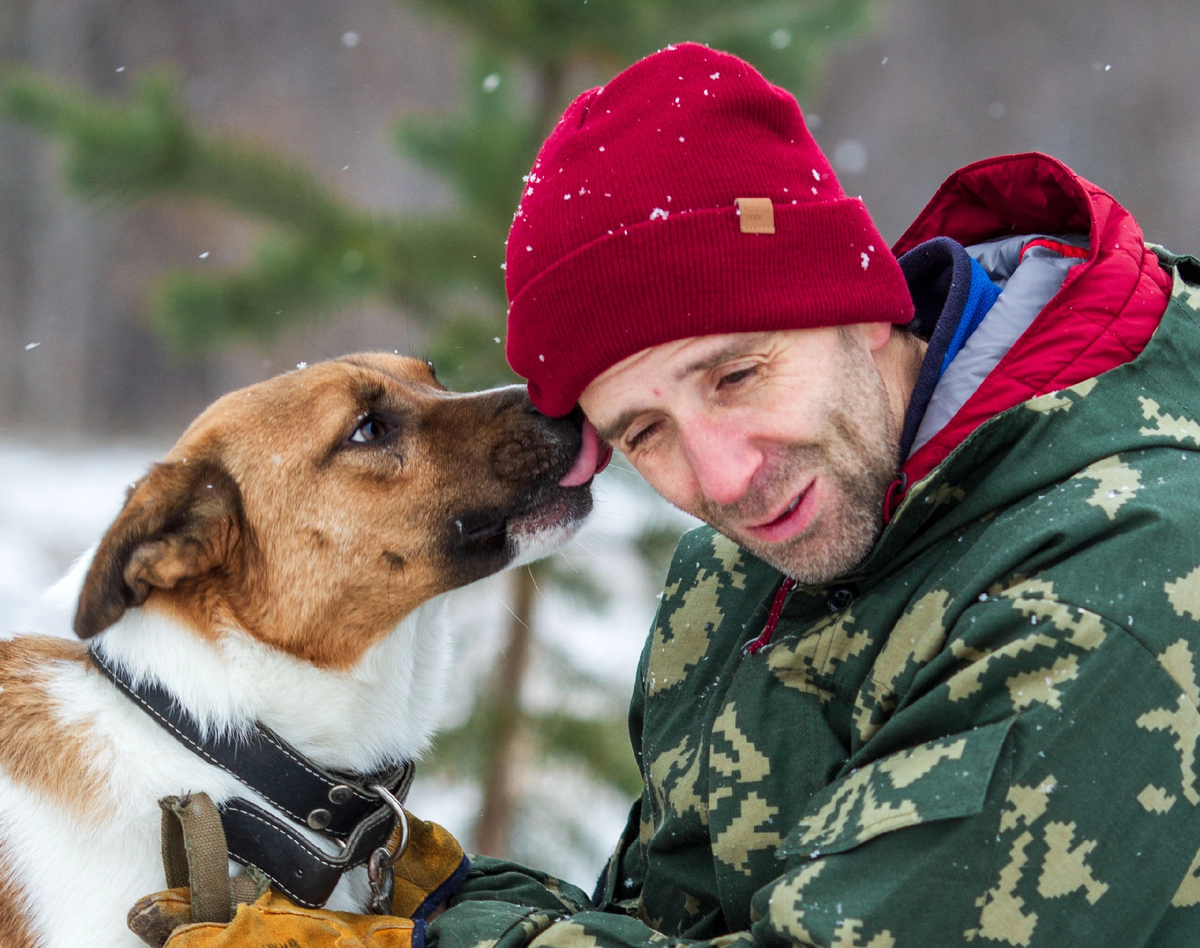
[0,437,692,890]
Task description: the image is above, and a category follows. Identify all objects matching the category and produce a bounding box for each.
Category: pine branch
[4,69,348,227]
[153,217,503,349]
[396,50,544,227]
[424,705,641,800]
[532,555,611,611]
[406,0,870,93]
[2,67,506,344]
[532,712,643,797]
[423,311,517,391]
[1,0,873,350]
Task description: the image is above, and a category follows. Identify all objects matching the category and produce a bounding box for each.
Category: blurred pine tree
[1,0,871,861]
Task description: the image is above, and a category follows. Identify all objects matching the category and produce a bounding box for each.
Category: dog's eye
[349,415,391,444]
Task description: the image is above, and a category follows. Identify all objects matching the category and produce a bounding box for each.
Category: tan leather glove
[389,807,469,919]
[130,889,418,948]
[128,801,470,948]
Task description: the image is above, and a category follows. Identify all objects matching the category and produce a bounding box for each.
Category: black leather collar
[89,644,414,908]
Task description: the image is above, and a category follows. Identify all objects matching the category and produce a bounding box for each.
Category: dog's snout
[490,429,561,482]
[443,384,585,487]
[484,392,581,485]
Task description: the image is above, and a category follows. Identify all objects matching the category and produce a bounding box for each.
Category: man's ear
[74,458,249,639]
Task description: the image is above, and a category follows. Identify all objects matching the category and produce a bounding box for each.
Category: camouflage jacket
[429,233,1200,946]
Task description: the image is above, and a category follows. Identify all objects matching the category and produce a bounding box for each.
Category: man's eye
[626,421,659,450]
[349,415,392,444]
[719,367,756,387]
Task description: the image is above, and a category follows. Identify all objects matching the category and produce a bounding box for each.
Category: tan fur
[0,845,38,948]
[0,638,99,817]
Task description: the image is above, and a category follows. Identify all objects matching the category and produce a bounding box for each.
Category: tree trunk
[473,567,536,856]
[471,63,563,856]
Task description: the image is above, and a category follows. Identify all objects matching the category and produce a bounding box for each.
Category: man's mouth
[744,480,817,544]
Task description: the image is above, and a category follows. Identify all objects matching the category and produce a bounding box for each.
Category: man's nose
[680,417,762,507]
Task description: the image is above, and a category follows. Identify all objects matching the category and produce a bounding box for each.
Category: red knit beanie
[506,42,914,417]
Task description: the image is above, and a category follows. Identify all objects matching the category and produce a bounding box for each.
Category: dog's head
[75,354,595,667]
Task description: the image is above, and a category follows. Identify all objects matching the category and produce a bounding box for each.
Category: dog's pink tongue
[559,419,612,487]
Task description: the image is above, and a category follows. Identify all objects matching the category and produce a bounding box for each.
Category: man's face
[579,324,907,584]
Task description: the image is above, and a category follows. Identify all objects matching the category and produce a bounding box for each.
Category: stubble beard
[697,335,902,585]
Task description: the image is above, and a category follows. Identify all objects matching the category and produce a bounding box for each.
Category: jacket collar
[889,152,1171,492]
[848,248,1196,590]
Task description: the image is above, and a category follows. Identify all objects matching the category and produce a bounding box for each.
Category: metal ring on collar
[365,784,409,914]
[371,783,410,868]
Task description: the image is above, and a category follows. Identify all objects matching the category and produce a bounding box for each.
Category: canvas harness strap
[159,792,269,922]
[89,645,415,910]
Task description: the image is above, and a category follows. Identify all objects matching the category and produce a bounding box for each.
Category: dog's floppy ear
[75,458,248,639]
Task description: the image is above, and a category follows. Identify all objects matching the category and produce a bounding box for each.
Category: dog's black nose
[525,403,584,432]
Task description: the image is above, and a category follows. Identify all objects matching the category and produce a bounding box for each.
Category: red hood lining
[891,152,1171,495]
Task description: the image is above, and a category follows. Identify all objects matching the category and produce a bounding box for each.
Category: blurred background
[2,0,1199,889]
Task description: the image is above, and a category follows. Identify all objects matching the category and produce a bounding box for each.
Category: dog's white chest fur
[0,596,452,948]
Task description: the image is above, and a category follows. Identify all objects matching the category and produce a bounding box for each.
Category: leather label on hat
[736,198,775,234]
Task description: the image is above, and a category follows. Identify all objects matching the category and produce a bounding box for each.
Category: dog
[0,353,605,948]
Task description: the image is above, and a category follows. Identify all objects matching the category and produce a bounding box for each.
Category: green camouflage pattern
[429,250,1200,947]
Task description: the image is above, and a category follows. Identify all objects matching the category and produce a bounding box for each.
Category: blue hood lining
[898,233,1088,461]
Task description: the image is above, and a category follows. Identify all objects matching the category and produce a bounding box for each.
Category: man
[425,42,1200,948]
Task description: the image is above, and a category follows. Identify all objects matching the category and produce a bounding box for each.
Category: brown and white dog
[0,354,601,948]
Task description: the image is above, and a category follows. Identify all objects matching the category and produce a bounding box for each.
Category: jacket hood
[891,152,1172,488]
[844,252,1197,593]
